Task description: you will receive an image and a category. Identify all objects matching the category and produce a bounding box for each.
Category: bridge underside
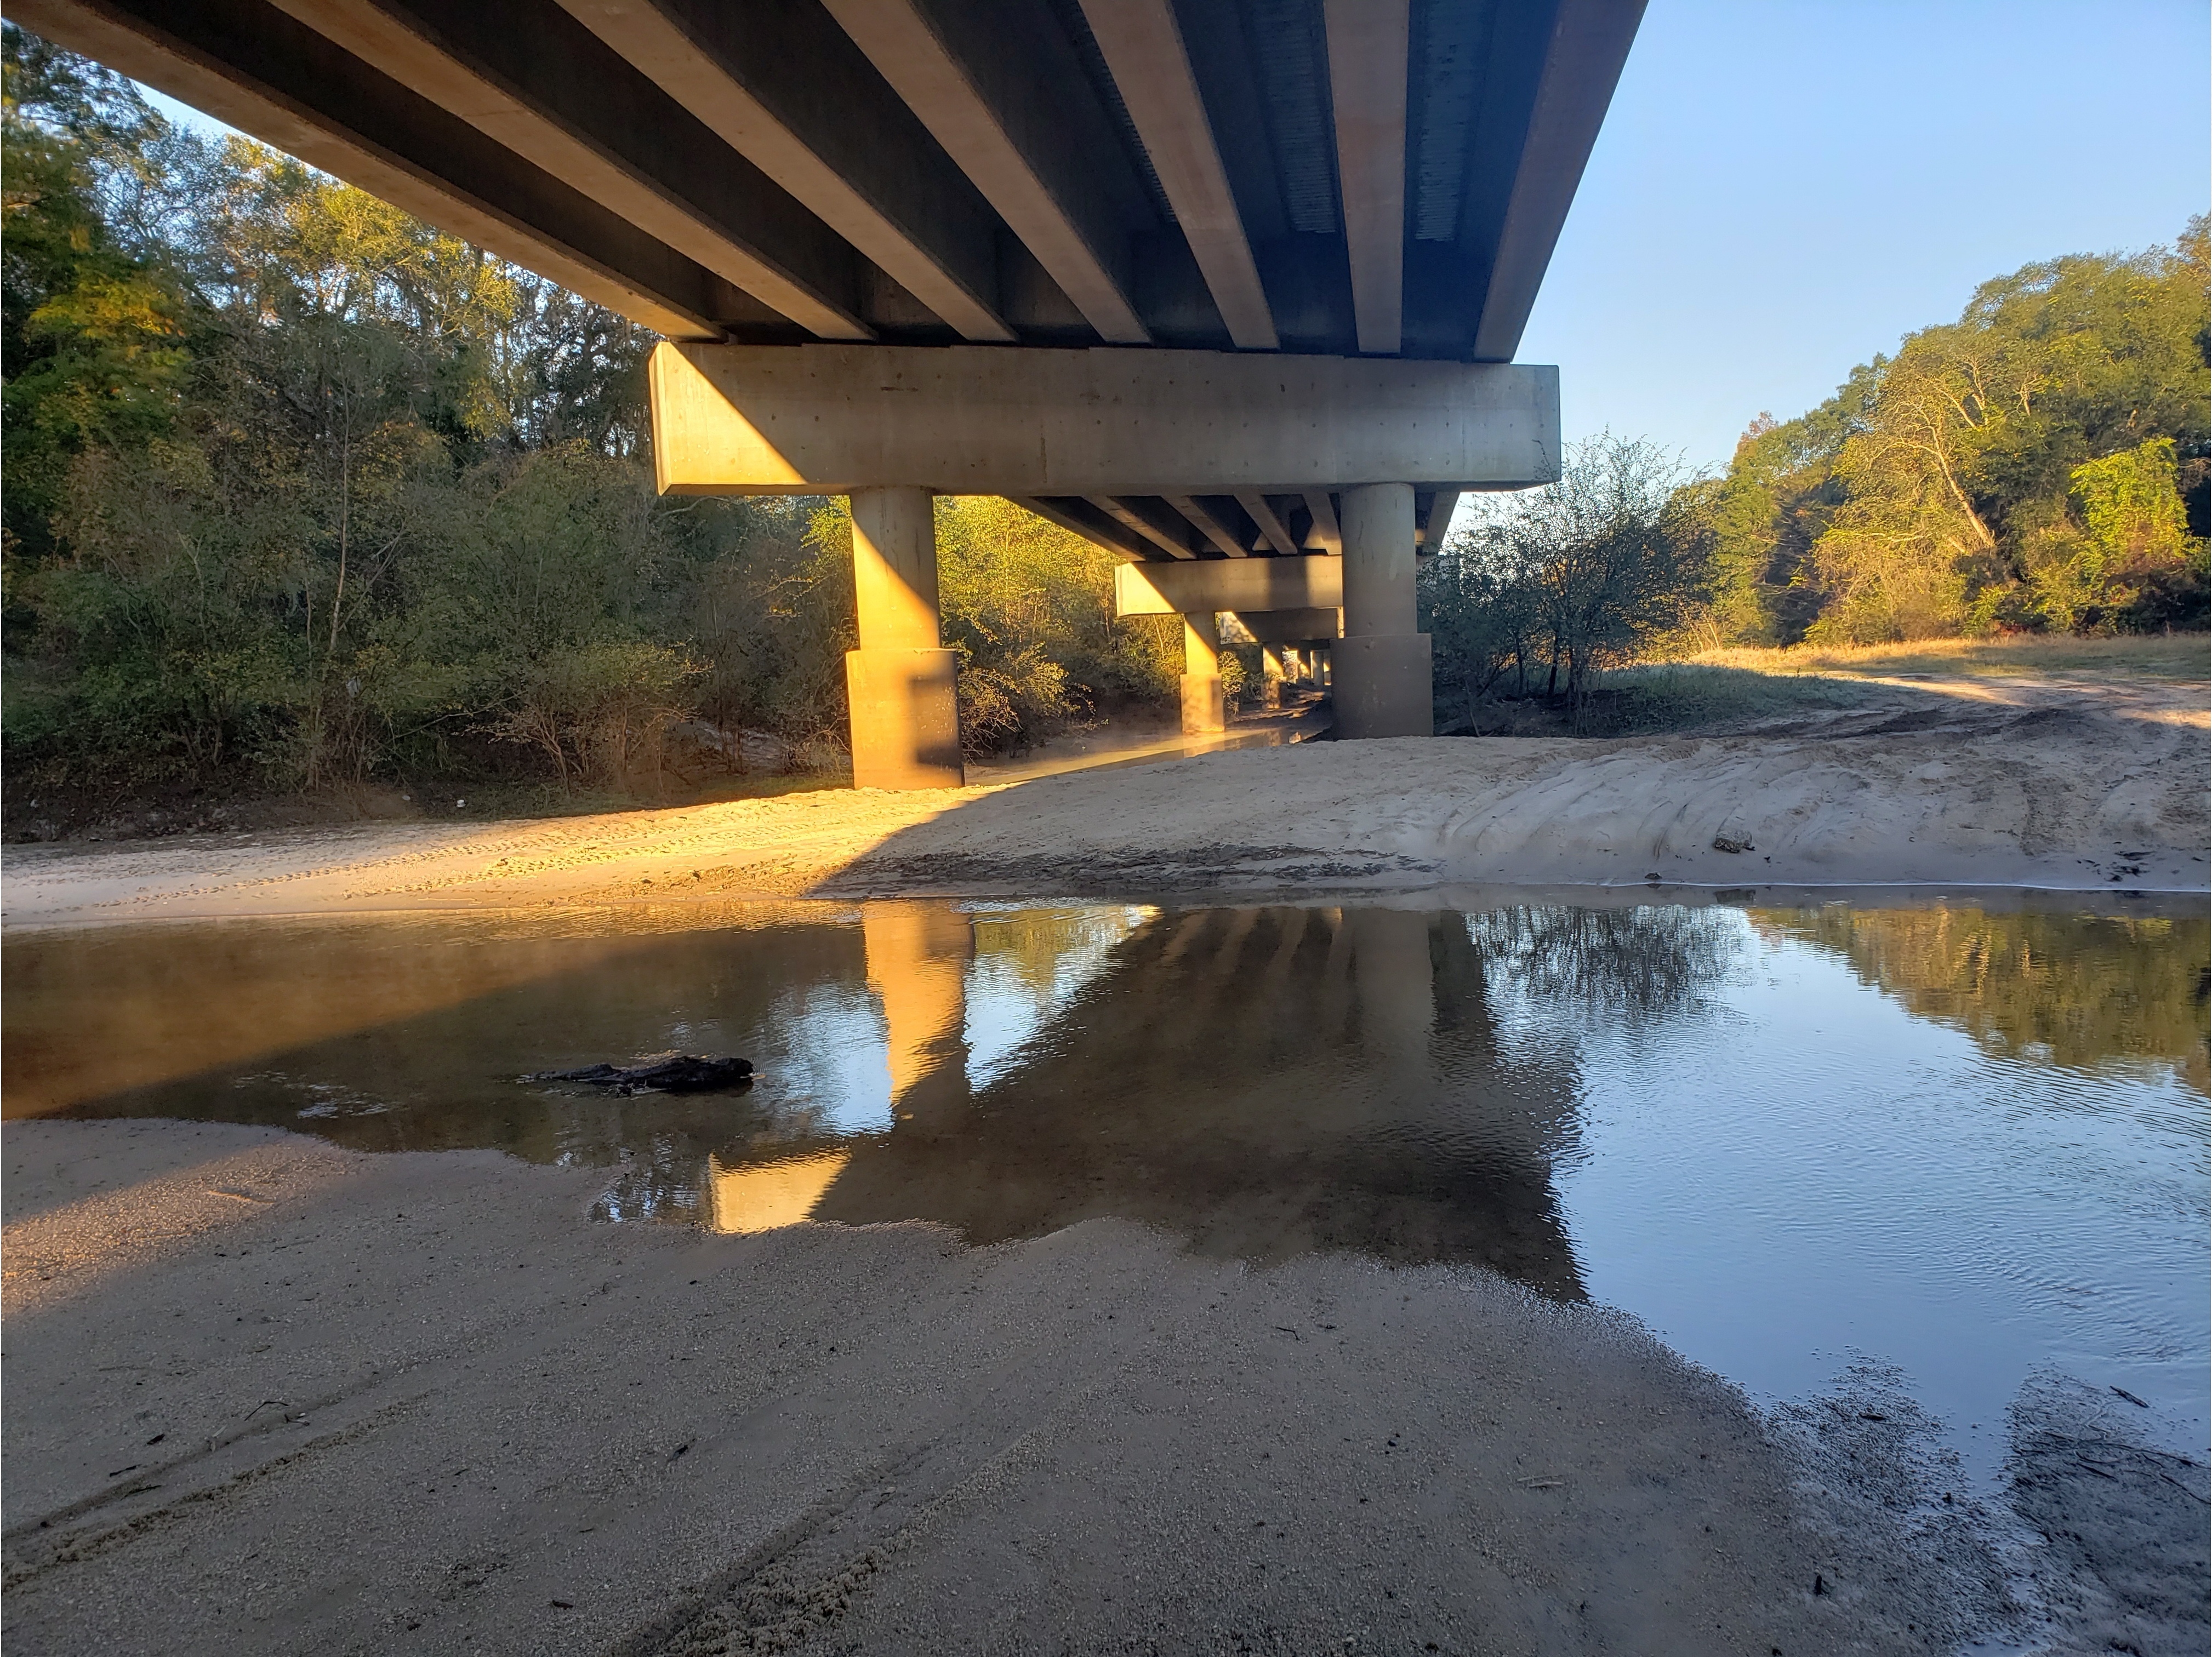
[17,0,1640,782]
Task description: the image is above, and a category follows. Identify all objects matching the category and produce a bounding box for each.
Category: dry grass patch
[1688,634,2209,683]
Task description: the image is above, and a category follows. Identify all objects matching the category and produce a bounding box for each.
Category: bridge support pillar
[1335,483,1433,739]
[1181,610,1225,735]
[1259,644,1285,707]
[845,487,964,790]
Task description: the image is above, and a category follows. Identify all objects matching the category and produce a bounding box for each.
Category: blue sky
[144,2,2209,474]
[1526,0,2211,470]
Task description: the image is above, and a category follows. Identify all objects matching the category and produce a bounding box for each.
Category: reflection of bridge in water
[710,900,1589,1296]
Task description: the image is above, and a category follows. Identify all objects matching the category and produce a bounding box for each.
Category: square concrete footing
[1181,673,1225,735]
[1333,633,1433,739]
[845,647,965,789]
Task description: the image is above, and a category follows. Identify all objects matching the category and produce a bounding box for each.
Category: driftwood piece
[525,1052,754,1095]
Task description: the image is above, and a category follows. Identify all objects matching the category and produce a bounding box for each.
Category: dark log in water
[525,1052,753,1095]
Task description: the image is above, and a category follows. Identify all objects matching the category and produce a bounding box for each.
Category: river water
[7,893,2205,1485]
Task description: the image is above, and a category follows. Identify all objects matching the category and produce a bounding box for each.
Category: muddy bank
[6,1119,2197,1655]
[4,679,2204,927]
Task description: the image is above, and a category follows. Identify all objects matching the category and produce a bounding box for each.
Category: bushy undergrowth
[0,33,1177,827]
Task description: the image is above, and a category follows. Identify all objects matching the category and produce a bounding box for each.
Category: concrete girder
[266,0,876,340]
[1165,495,1250,559]
[28,0,1643,362]
[822,0,1151,345]
[1323,0,1409,356]
[1232,608,1341,645]
[1090,498,1199,561]
[1423,490,1462,550]
[1472,0,1648,363]
[1235,493,1300,557]
[1075,0,1276,350]
[1301,490,1343,554]
[1011,496,1152,562]
[1115,557,1341,618]
[8,0,748,341]
[649,343,1561,496]
[555,0,1015,343]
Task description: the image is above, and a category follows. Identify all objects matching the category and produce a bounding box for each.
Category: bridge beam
[1232,608,1341,645]
[265,0,875,339]
[8,0,748,340]
[556,0,1016,342]
[822,0,1151,345]
[1114,557,1340,618]
[1078,0,1275,350]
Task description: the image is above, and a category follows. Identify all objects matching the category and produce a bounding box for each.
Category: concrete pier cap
[649,345,1561,498]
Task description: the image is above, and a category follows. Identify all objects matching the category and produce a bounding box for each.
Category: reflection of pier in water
[713,902,1590,1298]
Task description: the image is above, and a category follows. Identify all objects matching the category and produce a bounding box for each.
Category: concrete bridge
[21,0,1644,784]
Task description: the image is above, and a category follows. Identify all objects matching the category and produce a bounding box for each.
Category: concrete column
[1335,482,1433,739]
[845,487,964,788]
[1259,643,1285,707]
[1181,610,1225,735]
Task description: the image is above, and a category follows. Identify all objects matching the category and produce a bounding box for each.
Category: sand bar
[4,673,2204,929]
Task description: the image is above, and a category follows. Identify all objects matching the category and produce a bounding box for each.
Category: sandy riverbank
[6,667,2205,1653]
[13,1116,2164,1657]
[3,671,2204,928]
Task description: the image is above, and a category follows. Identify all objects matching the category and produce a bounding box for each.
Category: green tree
[2,25,190,564]
[1704,221,2209,645]
[2026,437,2209,632]
[1428,436,1713,721]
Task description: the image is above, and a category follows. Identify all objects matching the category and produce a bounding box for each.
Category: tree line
[1424,218,2208,719]
[1,29,1176,825]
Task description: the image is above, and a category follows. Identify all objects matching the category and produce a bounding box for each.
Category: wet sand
[3,672,2204,928]
[2,1119,2021,1656]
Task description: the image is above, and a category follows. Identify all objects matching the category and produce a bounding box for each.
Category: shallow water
[7,893,2205,1483]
